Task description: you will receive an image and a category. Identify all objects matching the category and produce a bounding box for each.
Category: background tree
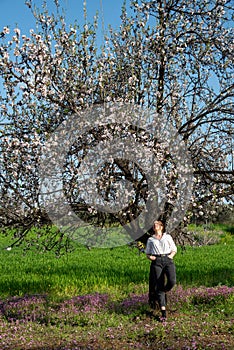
[0,0,233,251]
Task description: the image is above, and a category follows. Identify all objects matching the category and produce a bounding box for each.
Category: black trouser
[149,255,176,308]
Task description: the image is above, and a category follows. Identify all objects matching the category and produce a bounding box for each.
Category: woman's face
[154,221,164,232]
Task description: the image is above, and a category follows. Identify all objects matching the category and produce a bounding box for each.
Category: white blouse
[145,233,177,255]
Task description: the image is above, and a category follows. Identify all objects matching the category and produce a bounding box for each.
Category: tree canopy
[0,0,233,251]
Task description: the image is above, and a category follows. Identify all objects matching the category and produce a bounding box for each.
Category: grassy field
[0,234,233,299]
[0,227,233,349]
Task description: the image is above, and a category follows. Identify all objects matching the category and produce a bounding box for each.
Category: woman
[145,220,177,320]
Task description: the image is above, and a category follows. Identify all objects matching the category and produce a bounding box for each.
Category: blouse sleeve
[145,238,153,255]
[168,234,177,253]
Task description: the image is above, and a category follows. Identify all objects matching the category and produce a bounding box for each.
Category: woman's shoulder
[163,232,173,239]
[164,233,176,244]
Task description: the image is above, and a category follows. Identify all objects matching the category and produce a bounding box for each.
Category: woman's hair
[153,220,165,233]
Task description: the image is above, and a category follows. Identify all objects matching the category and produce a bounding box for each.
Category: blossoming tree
[0,0,233,251]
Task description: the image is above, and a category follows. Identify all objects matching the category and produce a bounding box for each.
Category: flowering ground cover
[0,285,233,349]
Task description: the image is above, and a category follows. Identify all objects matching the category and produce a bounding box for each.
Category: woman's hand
[147,254,156,261]
[168,251,176,259]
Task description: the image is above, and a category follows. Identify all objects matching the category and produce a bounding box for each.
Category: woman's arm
[168,251,176,259]
[146,254,156,261]
[168,235,177,259]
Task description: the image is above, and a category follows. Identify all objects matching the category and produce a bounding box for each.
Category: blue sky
[0,0,127,37]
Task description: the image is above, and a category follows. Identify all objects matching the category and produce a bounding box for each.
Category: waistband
[152,254,170,257]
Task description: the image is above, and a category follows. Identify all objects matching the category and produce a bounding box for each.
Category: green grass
[0,230,233,300]
[188,222,234,245]
[188,222,234,233]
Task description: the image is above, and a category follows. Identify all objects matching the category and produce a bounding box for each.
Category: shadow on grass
[224,226,234,234]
